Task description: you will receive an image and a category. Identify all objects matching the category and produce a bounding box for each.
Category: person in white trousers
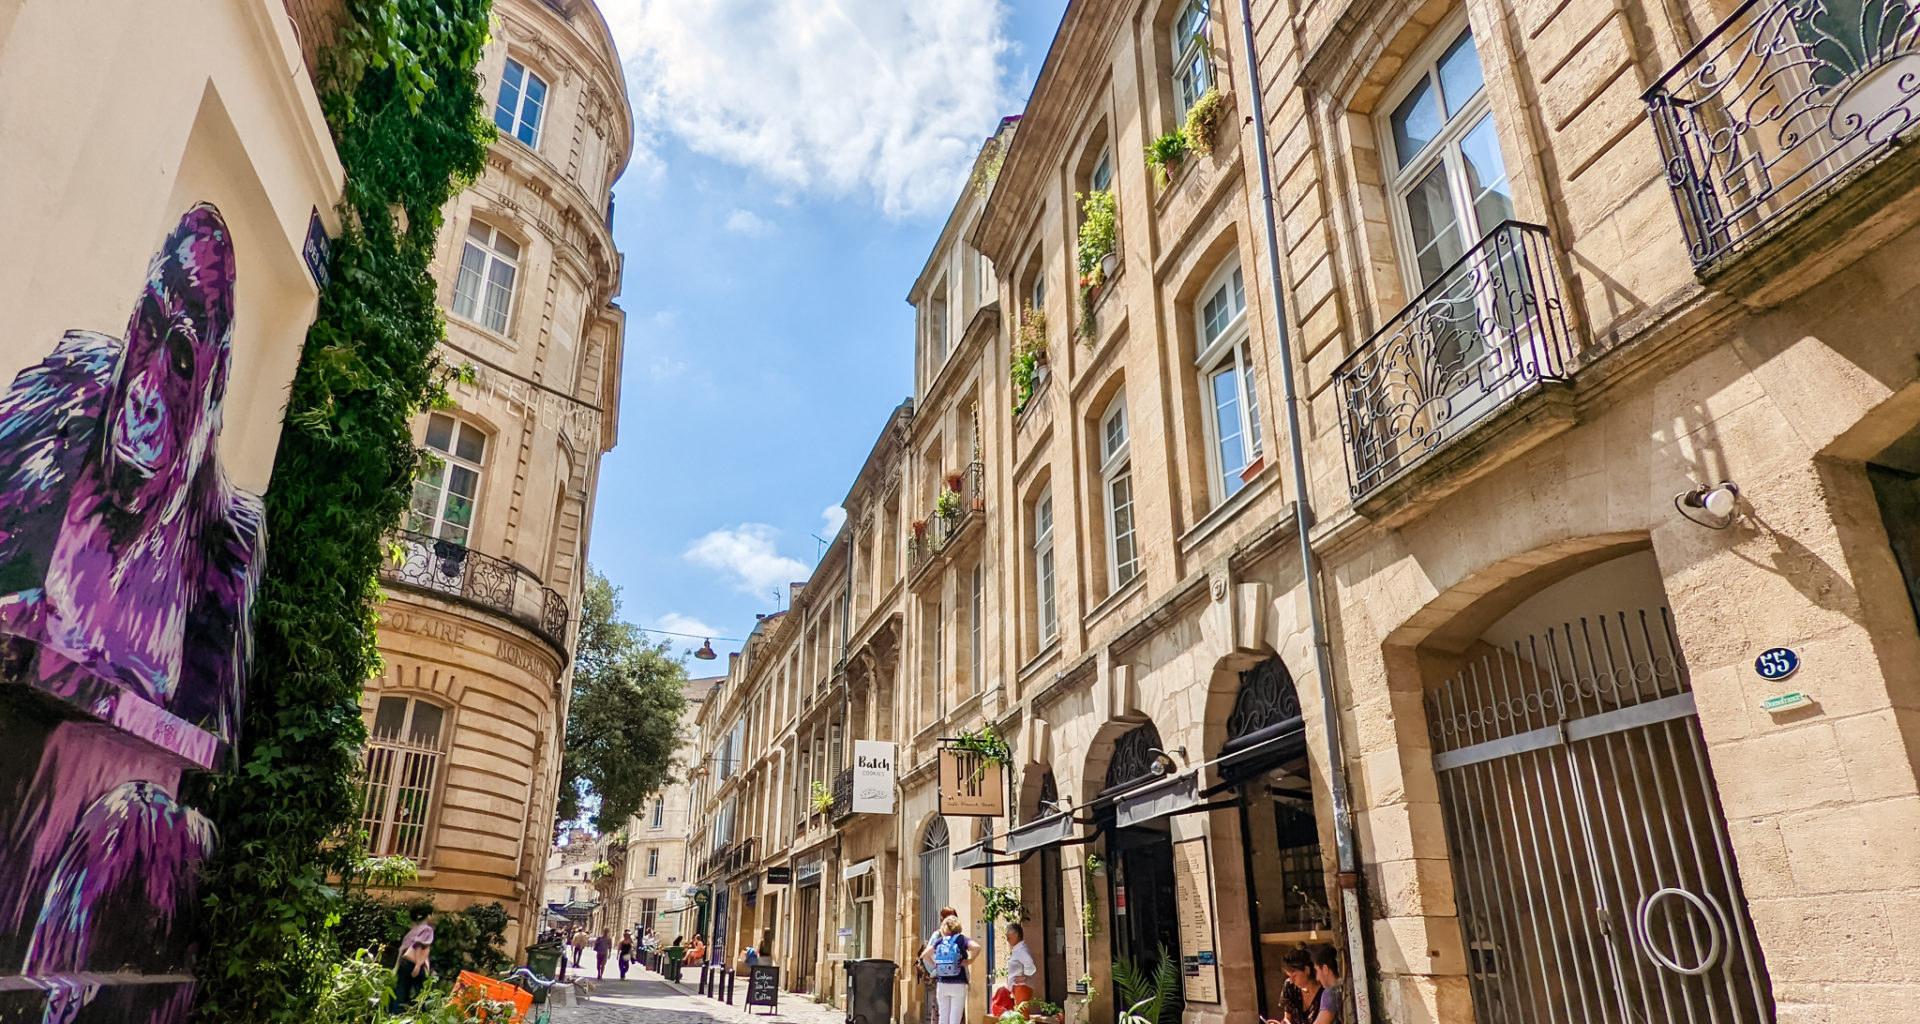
[920,914,980,1024]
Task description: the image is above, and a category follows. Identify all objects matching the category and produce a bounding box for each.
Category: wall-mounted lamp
[1675,480,1741,530]
[1146,746,1189,776]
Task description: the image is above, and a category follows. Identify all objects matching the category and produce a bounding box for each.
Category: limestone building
[356,0,632,958]
[694,0,1920,1020]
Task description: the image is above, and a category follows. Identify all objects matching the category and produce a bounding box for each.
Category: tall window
[969,563,984,693]
[1381,23,1512,291]
[651,799,665,830]
[1101,395,1139,588]
[494,58,547,147]
[1172,0,1214,118]
[410,413,486,544]
[933,605,945,717]
[1197,263,1262,500]
[646,848,660,876]
[1035,491,1057,642]
[640,898,658,935]
[452,221,519,334]
[359,696,448,860]
[1091,147,1114,192]
[930,289,949,362]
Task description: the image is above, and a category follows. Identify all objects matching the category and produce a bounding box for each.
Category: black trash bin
[844,959,898,1024]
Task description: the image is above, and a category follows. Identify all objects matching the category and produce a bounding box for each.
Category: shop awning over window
[1114,771,1200,829]
[1003,810,1082,854]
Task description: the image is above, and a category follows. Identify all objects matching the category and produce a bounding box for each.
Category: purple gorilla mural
[0,201,263,756]
[0,204,267,1024]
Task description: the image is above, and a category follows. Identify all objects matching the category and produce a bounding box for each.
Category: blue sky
[588,1,1067,661]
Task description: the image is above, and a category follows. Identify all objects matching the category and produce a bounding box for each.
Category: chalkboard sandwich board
[746,963,780,1013]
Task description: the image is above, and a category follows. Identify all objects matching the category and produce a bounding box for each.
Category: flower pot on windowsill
[911,519,927,540]
[1240,454,1266,483]
[945,472,964,492]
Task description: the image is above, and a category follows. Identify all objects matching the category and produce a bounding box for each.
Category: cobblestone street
[549,966,847,1024]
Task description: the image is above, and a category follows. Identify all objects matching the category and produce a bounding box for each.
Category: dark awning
[1217,717,1308,780]
[1114,771,1200,829]
[1003,811,1081,855]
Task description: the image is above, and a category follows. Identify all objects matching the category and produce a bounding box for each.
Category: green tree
[558,568,687,831]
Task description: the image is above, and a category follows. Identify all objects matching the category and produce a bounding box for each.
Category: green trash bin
[525,942,564,1003]
[666,946,687,982]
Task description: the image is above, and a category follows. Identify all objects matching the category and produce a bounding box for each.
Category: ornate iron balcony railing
[1333,222,1581,499]
[1646,0,1920,269]
[379,529,572,653]
[908,461,984,581]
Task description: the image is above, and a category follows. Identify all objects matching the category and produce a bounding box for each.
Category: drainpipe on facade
[1234,2,1372,1021]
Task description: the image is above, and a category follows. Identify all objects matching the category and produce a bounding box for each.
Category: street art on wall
[0,204,266,1024]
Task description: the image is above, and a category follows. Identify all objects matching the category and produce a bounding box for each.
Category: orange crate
[452,970,534,1021]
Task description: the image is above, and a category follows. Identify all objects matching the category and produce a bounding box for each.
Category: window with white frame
[1197,262,1263,500]
[651,799,665,830]
[452,221,519,334]
[410,413,486,544]
[1101,395,1139,589]
[359,696,449,860]
[1035,491,1056,643]
[646,848,660,876]
[976,250,992,305]
[1172,0,1214,118]
[1380,21,1513,292]
[494,58,548,147]
[969,562,984,693]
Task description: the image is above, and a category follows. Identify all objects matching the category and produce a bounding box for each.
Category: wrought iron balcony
[1333,222,1581,499]
[379,529,571,653]
[1646,0,1920,269]
[907,461,984,582]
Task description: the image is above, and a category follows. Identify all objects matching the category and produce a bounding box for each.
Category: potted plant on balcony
[810,779,833,814]
[945,470,965,492]
[935,487,962,520]
[912,518,928,540]
[1144,131,1190,190]
[1182,86,1226,157]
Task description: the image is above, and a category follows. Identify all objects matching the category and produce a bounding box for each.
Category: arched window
[359,695,450,860]
[1195,260,1262,502]
[452,220,520,334]
[919,818,952,944]
[409,412,487,544]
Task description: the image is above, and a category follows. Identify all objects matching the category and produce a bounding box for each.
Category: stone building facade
[686,0,1920,1021]
[615,675,715,942]
[357,0,632,959]
[0,1,346,1020]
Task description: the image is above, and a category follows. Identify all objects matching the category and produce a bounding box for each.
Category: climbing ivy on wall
[184,2,496,1020]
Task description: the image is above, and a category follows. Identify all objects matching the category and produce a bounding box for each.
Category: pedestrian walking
[919,914,979,1024]
[571,928,590,968]
[618,930,634,979]
[389,905,435,1012]
[594,929,613,978]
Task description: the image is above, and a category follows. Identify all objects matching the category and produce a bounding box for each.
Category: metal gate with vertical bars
[1426,607,1775,1024]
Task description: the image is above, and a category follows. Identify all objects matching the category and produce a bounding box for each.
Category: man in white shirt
[1004,922,1037,1007]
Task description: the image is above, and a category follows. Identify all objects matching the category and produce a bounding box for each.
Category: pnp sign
[938,747,1005,817]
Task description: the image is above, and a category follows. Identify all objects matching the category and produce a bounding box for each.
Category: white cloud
[685,523,810,596]
[656,611,722,639]
[605,0,1015,218]
[821,505,848,537]
[724,208,777,236]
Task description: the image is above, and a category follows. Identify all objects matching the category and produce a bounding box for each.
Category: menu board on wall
[1172,838,1220,1003]
[1062,864,1088,991]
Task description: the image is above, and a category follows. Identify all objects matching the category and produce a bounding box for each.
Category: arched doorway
[1030,770,1070,1007]
[919,818,952,1024]
[1419,549,1772,1024]
[1214,656,1330,1018]
[1097,721,1183,1024]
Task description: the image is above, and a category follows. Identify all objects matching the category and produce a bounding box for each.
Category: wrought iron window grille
[1646,0,1920,269]
[1333,221,1581,500]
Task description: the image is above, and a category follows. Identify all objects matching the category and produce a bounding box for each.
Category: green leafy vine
[1012,302,1048,417]
[185,1,496,1020]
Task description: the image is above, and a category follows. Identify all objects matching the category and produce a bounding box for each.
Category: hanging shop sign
[765,866,792,885]
[1062,865,1089,991]
[853,740,897,814]
[938,748,1005,817]
[1171,837,1220,1003]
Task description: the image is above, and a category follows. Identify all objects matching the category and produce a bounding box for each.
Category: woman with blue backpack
[919,914,980,1024]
